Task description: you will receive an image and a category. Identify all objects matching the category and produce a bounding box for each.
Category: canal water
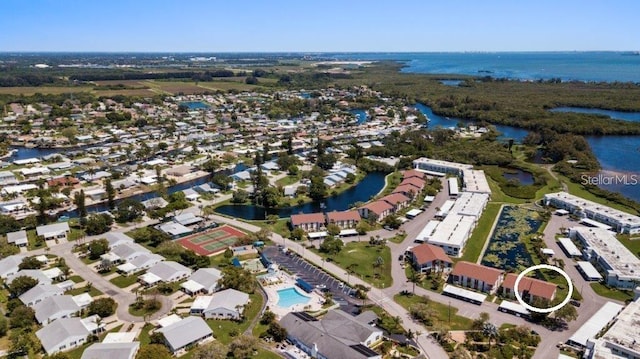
[214,172,386,220]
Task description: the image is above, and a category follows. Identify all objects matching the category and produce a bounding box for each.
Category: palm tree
[482,322,498,351]
[408,267,423,295]
[373,256,384,279]
[346,263,358,285]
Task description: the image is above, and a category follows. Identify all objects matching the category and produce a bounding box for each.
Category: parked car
[570,300,581,307]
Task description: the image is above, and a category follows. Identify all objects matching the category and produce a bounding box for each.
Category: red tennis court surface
[178,225,247,256]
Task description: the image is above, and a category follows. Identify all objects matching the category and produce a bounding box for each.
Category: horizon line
[0,50,638,54]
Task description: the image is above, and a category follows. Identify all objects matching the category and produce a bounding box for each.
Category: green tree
[221,266,257,293]
[266,322,288,342]
[260,310,276,325]
[74,190,87,223]
[261,186,281,209]
[0,316,8,337]
[290,227,306,241]
[326,223,341,237]
[85,214,114,235]
[87,297,117,318]
[9,305,36,329]
[229,335,258,359]
[231,189,248,204]
[309,176,327,200]
[105,179,116,210]
[135,344,172,359]
[149,332,166,345]
[0,214,21,234]
[319,237,343,255]
[18,257,43,270]
[8,276,38,298]
[114,199,145,223]
[88,238,110,260]
[190,341,227,359]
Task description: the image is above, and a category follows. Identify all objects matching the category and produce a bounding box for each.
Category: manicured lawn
[255,349,283,359]
[387,232,407,244]
[128,302,161,317]
[206,292,263,344]
[316,241,392,288]
[394,293,473,330]
[138,323,154,345]
[69,228,86,241]
[275,174,301,186]
[457,203,502,263]
[110,274,140,288]
[590,282,635,302]
[66,286,103,297]
[68,275,84,283]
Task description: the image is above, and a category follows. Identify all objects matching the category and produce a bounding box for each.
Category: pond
[180,101,210,110]
[480,206,543,272]
[214,172,386,220]
[549,107,640,123]
[502,168,535,186]
[350,109,369,124]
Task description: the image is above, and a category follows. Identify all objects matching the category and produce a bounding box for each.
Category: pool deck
[261,272,324,318]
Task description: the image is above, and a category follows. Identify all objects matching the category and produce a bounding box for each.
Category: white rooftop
[102,332,137,343]
[571,227,640,280]
[568,301,624,347]
[558,237,581,257]
[591,299,640,358]
[443,284,487,303]
[158,314,182,328]
[546,192,640,227]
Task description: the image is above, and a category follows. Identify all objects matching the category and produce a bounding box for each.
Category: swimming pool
[277,287,311,308]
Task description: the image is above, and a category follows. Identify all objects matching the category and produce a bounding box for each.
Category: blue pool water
[277,287,310,308]
[180,101,210,110]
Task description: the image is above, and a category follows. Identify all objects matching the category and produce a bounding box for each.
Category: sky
[1,0,639,52]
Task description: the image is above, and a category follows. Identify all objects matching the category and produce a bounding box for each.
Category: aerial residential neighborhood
[1,46,640,359]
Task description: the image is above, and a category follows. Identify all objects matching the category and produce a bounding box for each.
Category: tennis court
[178,225,247,256]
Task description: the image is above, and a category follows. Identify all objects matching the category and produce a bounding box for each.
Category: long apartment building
[412,158,491,257]
[545,192,640,234]
[570,227,640,289]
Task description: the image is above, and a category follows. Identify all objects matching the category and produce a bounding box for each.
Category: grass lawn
[590,282,635,302]
[457,203,502,263]
[394,293,473,330]
[275,174,301,186]
[66,286,103,297]
[69,228,86,241]
[207,292,263,344]
[110,274,140,288]
[128,299,162,317]
[255,349,283,359]
[387,232,407,244]
[138,323,155,345]
[68,275,84,283]
[485,177,527,204]
[316,241,392,288]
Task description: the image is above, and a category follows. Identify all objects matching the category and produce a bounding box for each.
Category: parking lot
[262,246,360,314]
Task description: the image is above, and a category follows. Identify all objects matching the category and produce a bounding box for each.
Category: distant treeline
[0,74,60,87]
[69,70,235,82]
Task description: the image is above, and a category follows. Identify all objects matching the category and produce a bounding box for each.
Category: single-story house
[81,342,140,359]
[326,210,361,229]
[36,222,70,241]
[7,269,53,286]
[173,212,204,226]
[157,222,192,238]
[0,254,26,279]
[280,310,383,359]
[190,288,250,320]
[182,188,200,201]
[20,284,64,307]
[157,316,213,354]
[408,243,453,273]
[141,197,169,209]
[6,230,28,247]
[33,295,81,324]
[36,315,105,354]
[290,212,326,232]
[181,268,223,295]
[118,253,164,275]
[139,261,192,286]
[450,261,504,294]
[103,232,134,249]
[110,242,152,263]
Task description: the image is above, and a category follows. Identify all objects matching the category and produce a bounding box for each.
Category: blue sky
[1,0,638,52]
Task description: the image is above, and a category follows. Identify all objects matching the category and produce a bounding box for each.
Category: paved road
[30,232,174,323]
